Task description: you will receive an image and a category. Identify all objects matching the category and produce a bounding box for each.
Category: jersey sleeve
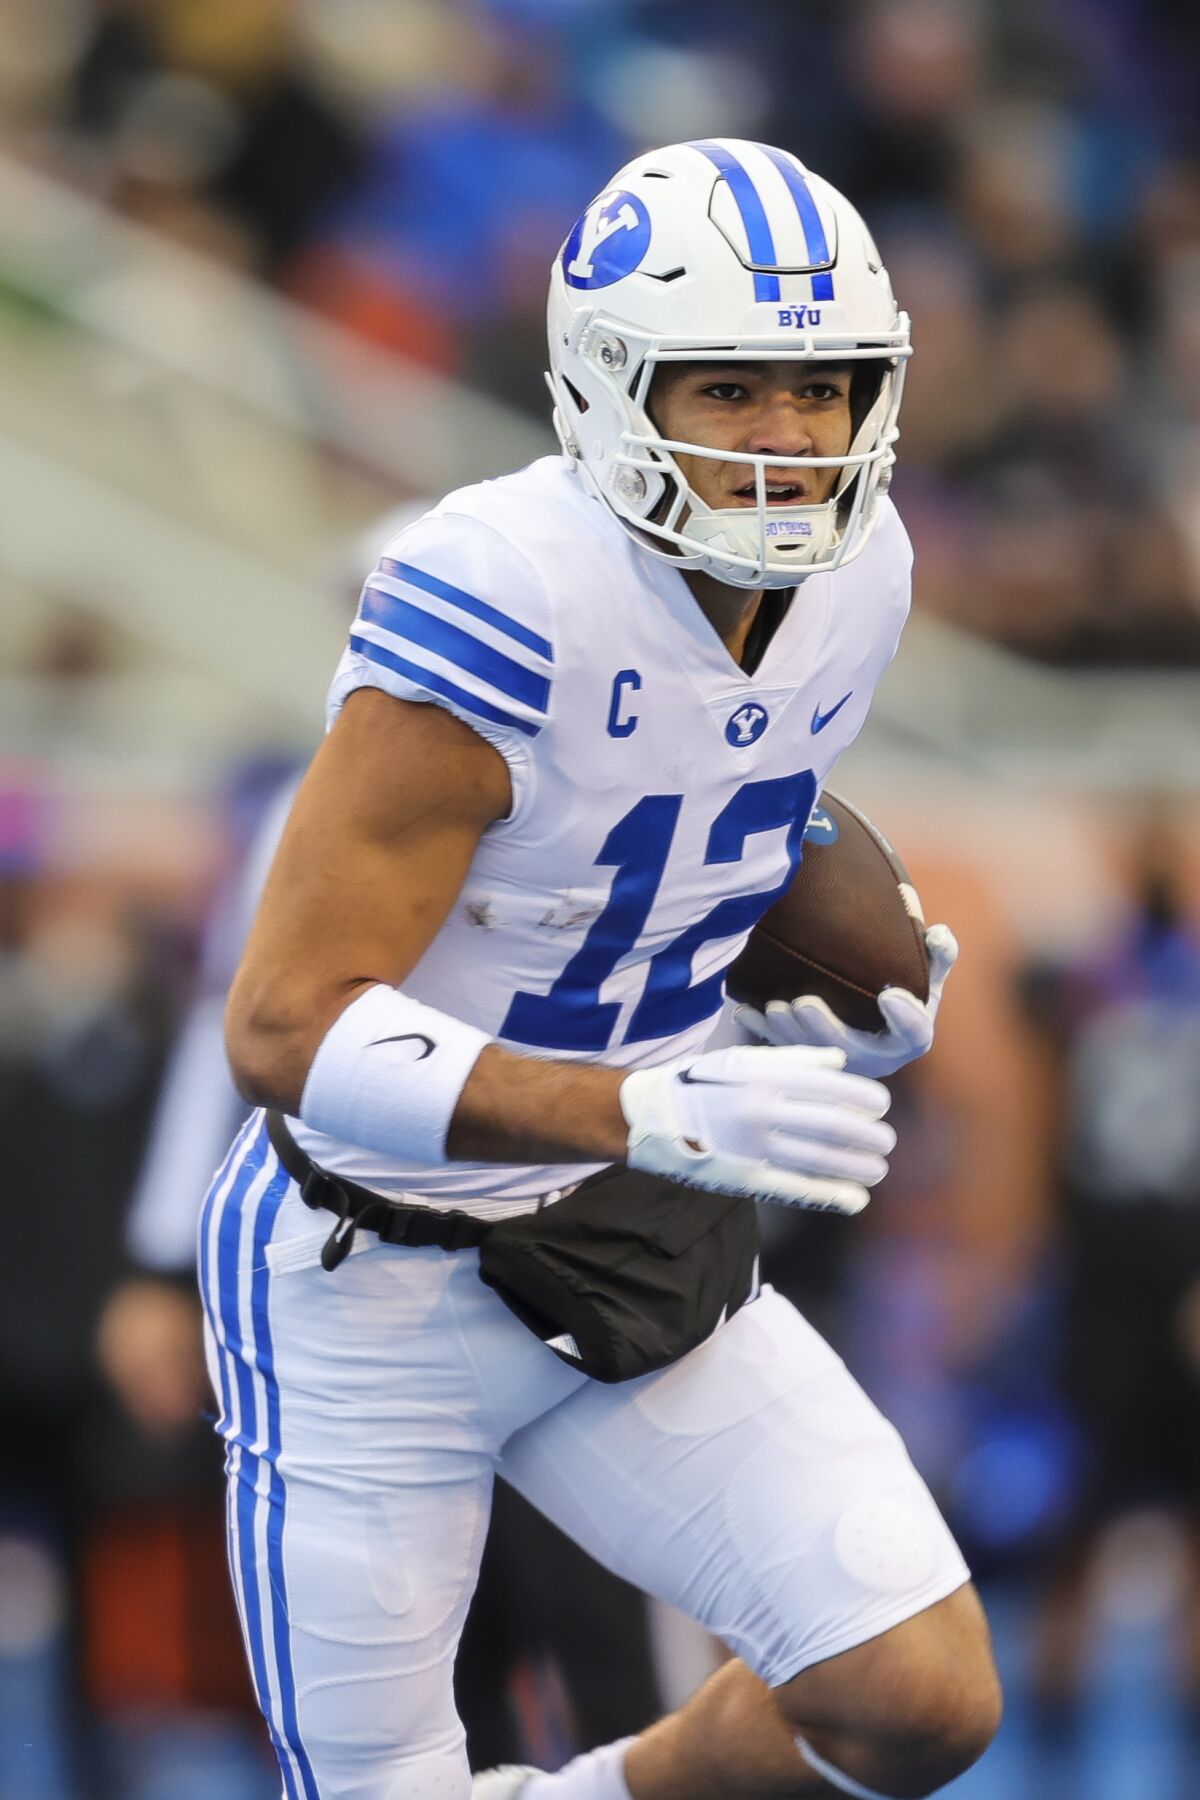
[326,510,555,799]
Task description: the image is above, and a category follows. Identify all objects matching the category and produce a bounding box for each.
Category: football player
[206,140,995,1800]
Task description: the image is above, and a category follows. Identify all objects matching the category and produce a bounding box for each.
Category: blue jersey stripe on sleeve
[378,558,554,661]
[359,585,551,712]
[349,633,542,737]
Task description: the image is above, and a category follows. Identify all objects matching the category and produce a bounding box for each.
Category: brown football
[725,792,929,1030]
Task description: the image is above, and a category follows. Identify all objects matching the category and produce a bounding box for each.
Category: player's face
[649,360,854,514]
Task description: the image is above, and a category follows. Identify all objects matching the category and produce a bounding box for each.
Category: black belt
[265,1111,491,1271]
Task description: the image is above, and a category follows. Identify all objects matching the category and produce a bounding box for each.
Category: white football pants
[198,1113,969,1800]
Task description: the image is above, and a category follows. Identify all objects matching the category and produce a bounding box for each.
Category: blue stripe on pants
[197,1112,259,1432]
[196,1112,261,1764]
[211,1123,294,1788]
[205,1119,316,1796]
[251,1154,320,1798]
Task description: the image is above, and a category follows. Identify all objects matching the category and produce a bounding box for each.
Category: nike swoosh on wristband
[811,691,853,733]
[367,1033,436,1058]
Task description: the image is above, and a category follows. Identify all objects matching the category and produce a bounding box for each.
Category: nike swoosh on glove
[733,925,959,1078]
[619,1043,894,1213]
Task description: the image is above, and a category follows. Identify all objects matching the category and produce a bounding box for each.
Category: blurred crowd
[4,2,1200,1796]
[2,0,1200,663]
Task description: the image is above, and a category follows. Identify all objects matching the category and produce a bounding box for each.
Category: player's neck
[683,569,766,668]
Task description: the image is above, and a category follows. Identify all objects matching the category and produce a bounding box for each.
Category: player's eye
[701,382,748,401]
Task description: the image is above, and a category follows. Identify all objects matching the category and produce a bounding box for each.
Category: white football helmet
[547,139,911,590]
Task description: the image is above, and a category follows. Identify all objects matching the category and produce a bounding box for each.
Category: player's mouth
[729,479,808,506]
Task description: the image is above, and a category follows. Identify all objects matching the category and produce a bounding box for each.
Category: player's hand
[619,1043,894,1213]
[735,924,958,1078]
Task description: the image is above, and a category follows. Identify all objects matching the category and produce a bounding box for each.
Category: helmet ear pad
[833,361,900,514]
[638,368,690,530]
[555,352,672,523]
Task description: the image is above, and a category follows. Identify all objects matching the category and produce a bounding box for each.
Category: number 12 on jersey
[500,771,816,1052]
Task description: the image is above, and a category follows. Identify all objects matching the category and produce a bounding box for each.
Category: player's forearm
[447,1044,628,1164]
[237,978,631,1169]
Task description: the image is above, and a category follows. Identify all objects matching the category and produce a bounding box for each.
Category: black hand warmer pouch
[477,1163,761,1383]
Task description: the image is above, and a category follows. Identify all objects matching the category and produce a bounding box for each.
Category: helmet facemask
[551,330,908,591]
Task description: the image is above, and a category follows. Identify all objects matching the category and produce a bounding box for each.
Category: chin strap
[680,492,841,579]
[795,1736,899,1800]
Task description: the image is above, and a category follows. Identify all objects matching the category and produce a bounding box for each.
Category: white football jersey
[291,457,912,1215]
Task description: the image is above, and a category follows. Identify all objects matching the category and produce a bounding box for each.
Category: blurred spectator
[950,281,1200,662]
[833,0,987,219]
[66,0,364,272]
[4,0,1200,662]
[1021,803,1200,1725]
[308,3,626,385]
[0,771,185,1796]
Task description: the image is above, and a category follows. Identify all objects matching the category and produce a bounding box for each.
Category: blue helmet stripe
[690,140,781,303]
[757,146,836,300]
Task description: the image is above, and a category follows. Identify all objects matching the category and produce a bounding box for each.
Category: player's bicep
[226,688,510,1100]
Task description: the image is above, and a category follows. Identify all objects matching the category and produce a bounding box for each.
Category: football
[725,792,929,1030]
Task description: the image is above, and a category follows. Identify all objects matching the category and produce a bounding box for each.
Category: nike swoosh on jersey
[367,1033,436,1059]
[811,691,853,733]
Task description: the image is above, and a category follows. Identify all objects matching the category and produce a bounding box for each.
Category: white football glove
[619,1043,894,1214]
[734,924,959,1079]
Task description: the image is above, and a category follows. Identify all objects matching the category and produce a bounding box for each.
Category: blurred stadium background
[3,1,1200,1795]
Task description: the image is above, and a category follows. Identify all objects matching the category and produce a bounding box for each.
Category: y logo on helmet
[563,190,651,289]
[725,703,770,746]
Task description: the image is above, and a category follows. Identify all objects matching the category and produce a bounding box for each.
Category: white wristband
[298,985,491,1166]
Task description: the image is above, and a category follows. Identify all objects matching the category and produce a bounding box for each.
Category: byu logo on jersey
[563,190,652,289]
[725,703,769,746]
